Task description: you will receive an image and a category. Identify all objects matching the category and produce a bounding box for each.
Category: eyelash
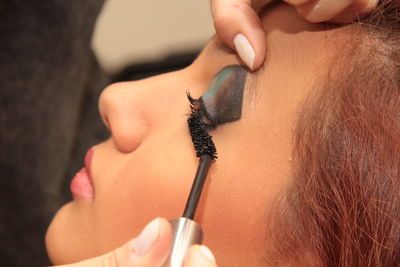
[186,92,218,161]
[186,92,216,129]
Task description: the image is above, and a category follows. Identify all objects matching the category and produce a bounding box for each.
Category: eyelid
[198,98,217,128]
[186,92,217,129]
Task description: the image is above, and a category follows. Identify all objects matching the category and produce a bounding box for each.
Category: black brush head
[187,100,217,161]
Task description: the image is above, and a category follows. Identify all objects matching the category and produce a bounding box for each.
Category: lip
[84,147,94,177]
[70,147,95,200]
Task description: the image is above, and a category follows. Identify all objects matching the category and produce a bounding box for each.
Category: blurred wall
[92,0,215,74]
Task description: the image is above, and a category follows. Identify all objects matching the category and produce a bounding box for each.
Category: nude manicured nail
[199,245,216,263]
[131,218,160,256]
[233,34,255,70]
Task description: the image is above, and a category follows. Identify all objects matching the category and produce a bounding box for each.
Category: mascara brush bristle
[187,109,217,161]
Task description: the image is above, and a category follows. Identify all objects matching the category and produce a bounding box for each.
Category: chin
[46,203,71,264]
[45,202,97,265]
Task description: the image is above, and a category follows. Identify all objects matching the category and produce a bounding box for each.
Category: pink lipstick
[70,147,95,200]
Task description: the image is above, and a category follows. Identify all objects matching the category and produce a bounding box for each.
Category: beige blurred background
[92,0,215,74]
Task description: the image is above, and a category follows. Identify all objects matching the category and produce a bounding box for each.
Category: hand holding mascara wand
[53,217,217,267]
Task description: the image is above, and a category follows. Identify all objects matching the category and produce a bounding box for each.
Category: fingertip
[250,32,266,71]
[127,218,173,266]
[232,26,266,70]
[233,33,256,70]
[145,217,173,261]
[231,21,266,71]
[184,245,217,267]
[235,30,265,71]
[211,1,266,71]
[252,57,265,71]
[198,245,216,263]
[158,218,173,241]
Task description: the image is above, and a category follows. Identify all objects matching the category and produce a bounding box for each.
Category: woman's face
[46,3,337,266]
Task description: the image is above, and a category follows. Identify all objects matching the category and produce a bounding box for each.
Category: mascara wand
[163,106,217,267]
[183,107,217,219]
[183,155,212,219]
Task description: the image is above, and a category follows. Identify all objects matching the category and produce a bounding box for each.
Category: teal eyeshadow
[202,68,237,101]
[198,65,248,126]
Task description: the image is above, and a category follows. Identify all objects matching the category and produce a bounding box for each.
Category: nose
[99,81,151,153]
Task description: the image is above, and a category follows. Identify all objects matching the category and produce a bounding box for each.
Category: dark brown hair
[267,1,400,266]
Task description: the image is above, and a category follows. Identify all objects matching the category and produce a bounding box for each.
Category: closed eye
[187,92,217,129]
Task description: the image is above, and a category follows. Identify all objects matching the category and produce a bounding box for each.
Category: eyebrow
[244,48,268,104]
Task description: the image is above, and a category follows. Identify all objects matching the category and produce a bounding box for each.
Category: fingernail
[233,33,255,70]
[131,218,160,256]
[199,245,216,263]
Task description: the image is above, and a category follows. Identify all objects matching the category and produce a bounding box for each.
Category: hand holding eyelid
[211,0,378,71]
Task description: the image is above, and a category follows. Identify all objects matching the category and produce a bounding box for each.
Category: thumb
[55,218,172,267]
[183,245,218,267]
[211,0,268,71]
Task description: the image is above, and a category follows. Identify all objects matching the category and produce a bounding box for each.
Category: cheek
[46,123,198,264]
[192,119,292,265]
[46,100,294,266]
[90,127,198,254]
[46,202,102,264]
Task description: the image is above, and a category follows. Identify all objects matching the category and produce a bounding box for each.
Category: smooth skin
[211,0,379,70]
[49,2,377,267]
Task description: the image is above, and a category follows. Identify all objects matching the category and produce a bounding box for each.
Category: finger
[329,0,379,23]
[211,0,267,70]
[183,245,218,267]
[58,218,172,267]
[296,0,357,23]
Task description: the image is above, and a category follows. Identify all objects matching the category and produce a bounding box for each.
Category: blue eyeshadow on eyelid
[199,65,248,125]
[202,68,237,101]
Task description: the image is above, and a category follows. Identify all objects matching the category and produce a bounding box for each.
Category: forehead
[196,3,337,73]
[189,2,347,141]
